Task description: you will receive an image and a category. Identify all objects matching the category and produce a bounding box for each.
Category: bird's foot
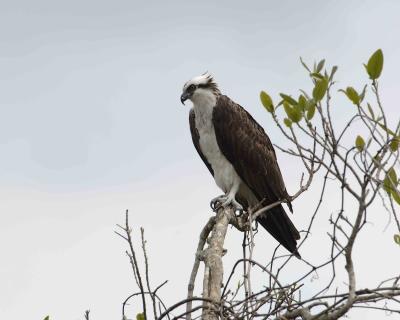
[210,194,227,211]
[210,194,243,213]
[220,195,244,212]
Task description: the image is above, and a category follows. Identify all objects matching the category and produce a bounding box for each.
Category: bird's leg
[219,192,243,212]
[210,184,243,213]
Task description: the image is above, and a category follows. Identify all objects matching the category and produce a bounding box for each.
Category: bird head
[181,72,220,105]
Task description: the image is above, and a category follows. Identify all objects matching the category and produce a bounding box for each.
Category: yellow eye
[188,84,196,92]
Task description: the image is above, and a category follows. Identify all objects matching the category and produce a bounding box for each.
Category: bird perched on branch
[181,73,301,258]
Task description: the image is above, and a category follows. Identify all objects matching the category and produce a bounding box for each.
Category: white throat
[192,89,217,128]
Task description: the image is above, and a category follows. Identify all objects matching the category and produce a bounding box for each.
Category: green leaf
[136,313,145,320]
[316,59,325,73]
[367,103,375,119]
[390,137,400,152]
[300,57,311,72]
[388,167,398,186]
[329,66,338,82]
[359,85,367,103]
[299,89,310,99]
[310,72,324,80]
[394,234,400,245]
[365,49,384,80]
[392,190,400,205]
[292,105,303,122]
[280,93,298,106]
[312,78,328,102]
[378,123,396,136]
[342,87,360,105]
[383,167,398,194]
[43,317,49,320]
[307,103,316,120]
[283,102,293,119]
[298,95,307,111]
[355,135,365,152]
[383,177,391,194]
[283,118,292,128]
[260,91,274,113]
[283,102,302,123]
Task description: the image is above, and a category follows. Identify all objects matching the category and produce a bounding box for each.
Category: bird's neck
[192,91,218,127]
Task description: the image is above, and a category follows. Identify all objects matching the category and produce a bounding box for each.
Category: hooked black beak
[181,92,190,105]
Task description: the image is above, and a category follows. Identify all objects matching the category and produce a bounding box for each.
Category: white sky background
[1,0,400,319]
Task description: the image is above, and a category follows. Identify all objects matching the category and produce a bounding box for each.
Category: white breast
[192,97,242,194]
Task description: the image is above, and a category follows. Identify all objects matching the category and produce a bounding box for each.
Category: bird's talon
[210,195,228,212]
[210,194,244,213]
[212,203,221,212]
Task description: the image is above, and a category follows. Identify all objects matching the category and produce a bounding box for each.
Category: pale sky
[1,1,399,319]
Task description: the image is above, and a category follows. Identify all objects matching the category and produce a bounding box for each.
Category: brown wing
[212,95,291,209]
[212,95,300,256]
[189,109,214,177]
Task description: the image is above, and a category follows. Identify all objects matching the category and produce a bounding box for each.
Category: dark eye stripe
[198,81,219,94]
[197,83,209,89]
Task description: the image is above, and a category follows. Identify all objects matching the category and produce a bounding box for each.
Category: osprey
[181,73,300,258]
